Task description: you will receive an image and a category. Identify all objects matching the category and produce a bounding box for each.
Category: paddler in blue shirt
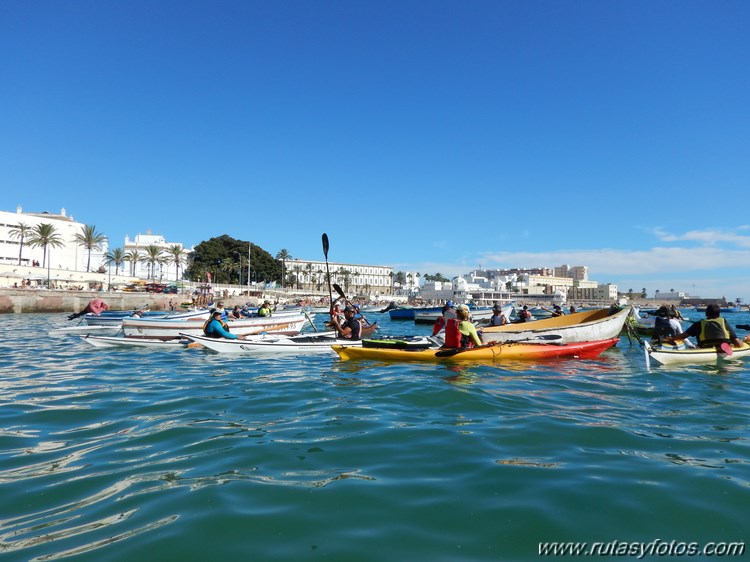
[203,311,243,339]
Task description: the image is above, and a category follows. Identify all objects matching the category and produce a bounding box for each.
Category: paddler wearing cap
[332,305,362,340]
[487,303,509,326]
[257,300,273,317]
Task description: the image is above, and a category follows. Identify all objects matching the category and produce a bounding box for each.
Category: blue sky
[2,1,749,301]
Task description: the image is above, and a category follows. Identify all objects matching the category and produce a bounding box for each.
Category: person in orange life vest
[671,303,742,348]
[444,305,482,348]
[432,301,457,336]
[332,305,362,340]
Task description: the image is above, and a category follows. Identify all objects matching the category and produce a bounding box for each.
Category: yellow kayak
[333,338,619,363]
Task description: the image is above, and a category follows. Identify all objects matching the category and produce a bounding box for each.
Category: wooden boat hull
[122,313,308,340]
[333,338,619,363]
[481,307,631,344]
[647,342,750,365]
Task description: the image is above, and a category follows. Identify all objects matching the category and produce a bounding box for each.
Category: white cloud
[398,230,750,300]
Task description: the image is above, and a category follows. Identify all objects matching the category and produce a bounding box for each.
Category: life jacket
[698,318,731,346]
[203,318,230,338]
[444,318,462,348]
[489,313,505,326]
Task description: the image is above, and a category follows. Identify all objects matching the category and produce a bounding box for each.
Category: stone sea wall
[0,290,198,314]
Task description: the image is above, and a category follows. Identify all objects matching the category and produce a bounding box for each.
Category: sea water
[0,312,747,561]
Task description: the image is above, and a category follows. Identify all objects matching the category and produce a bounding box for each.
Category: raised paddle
[736,324,750,330]
[322,233,334,322]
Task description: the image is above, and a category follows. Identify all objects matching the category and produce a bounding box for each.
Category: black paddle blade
[737,324,750,331]
[332,283,345,298]
[322,233,329,258]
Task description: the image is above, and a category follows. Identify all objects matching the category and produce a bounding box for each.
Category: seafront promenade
[0,288,188,314]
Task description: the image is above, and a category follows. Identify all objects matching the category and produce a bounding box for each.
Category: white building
[0,206,108,271]
[282,258,393,298]
[122,232,192,281]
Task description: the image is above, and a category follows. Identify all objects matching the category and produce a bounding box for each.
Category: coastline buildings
[0,207,191,287]
[0,206,108,271]
[281,258,394,298]
[418,266,618,304]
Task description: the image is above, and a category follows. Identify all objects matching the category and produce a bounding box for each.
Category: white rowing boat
[121,311,310,340]
[481,306,631,344]
[83,309,206,326]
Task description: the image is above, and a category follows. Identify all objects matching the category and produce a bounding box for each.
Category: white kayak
[180,333,435,355]
[645,341,750,366]
[81,334,190,349]
[50,325,123,337]
[181,332,351,354]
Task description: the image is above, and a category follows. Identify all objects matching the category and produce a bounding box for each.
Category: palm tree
[306,263,314,290]
[143,245,165,281]
[73,224,108,272]
[27,223,64,287]
[125,250,143,277]
[27,223,64,269]
[165,244,185,281]
[293,264,303,289]
[104,248,126,275]
[276,249,291,288]
[8,222,31,265]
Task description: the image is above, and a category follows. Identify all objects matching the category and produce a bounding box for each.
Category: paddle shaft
[302,309,319,332]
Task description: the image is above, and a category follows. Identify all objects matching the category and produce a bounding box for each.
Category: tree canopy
[185,235,281,285]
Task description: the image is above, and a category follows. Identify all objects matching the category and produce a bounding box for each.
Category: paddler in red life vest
[444,305,483,348]
[432,301,457,336]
